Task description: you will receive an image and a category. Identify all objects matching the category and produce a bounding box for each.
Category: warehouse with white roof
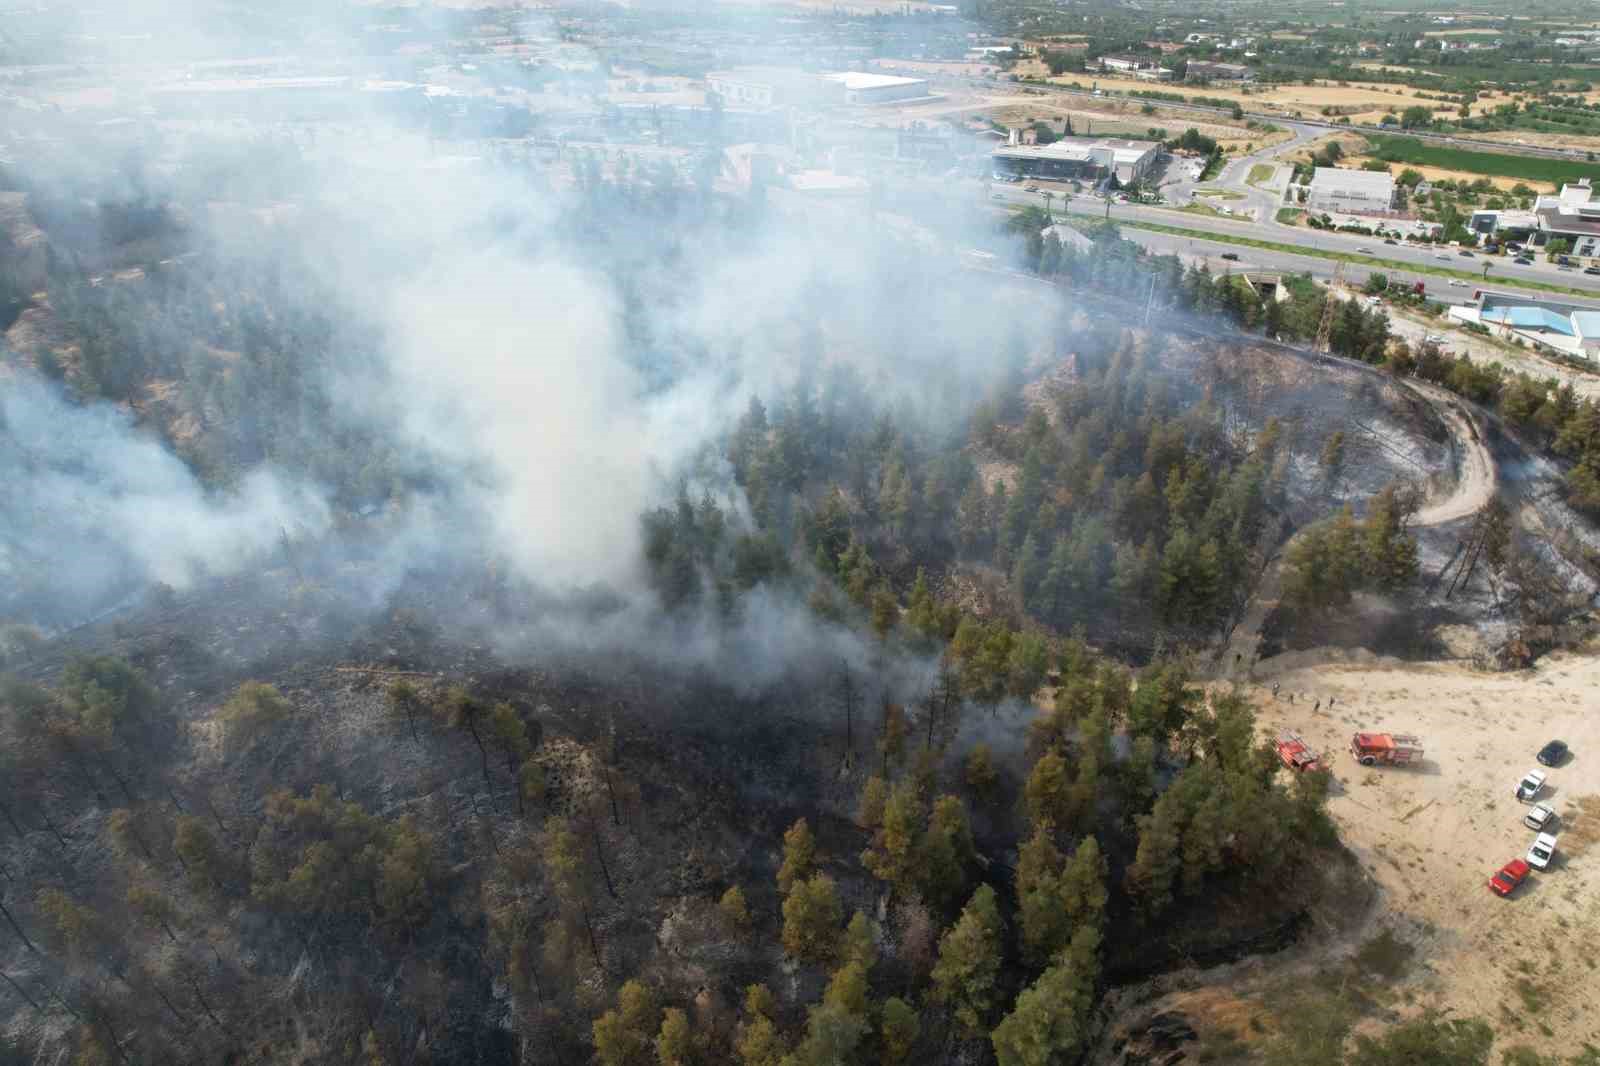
[1306,166,1397,216]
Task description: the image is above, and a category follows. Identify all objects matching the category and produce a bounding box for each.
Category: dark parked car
[1384,238,1398,245]
[1537,740,1569,767]
[1586,266,1600,276]
[1220,252,1240,261]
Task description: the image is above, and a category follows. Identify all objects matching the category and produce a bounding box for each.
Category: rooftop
[1309,166,1395,194]
[820,71,926,91]
[993,136,1160,165]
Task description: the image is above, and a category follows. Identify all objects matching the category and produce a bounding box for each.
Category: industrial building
[1099,54,1156,73]
[1447,290,1600,359]
[818,71,929,105]
[991,136,1161,186]
[1306,166,1397,216]
[704,68,929,110]
[1185,60,1254,81]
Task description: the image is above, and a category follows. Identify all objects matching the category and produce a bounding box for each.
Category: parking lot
[1253,649,1600,1053]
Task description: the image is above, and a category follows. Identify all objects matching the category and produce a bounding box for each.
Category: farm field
[1364,133,1600,186]
[1342,157,1539,193]
[1053,76,1510,124]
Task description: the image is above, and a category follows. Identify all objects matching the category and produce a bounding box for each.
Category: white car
[1448,279,1466,287]
[1527,832,1557,870]
[1436,253,1452,261]
[1357,246,1372,253]
[1516,768,1548,802]
[1525,802,1556,831]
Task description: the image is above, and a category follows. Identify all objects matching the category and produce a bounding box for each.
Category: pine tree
[777,818,816,895]
[1015,824,1068,967]
[862,781,921,890]
[655,1008,692,1066]
[782,873,843,964]
[989,925,1102,1066]
[858,776,889,830]
[593,980,659,1066]
[964,744,999,807]
[930,885,1004,1038]
[880,996,920,1065]
[1023,751,1072,832]
[918,795,975,912]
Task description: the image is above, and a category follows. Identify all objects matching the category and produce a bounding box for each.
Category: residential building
[1307,166,1397,216]
[991,136,1160,185]
[1186,60,1253,81]
[1532,180,1600,259]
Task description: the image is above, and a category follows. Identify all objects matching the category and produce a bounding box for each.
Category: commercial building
[991,136,1160,185]
[1099,54,1156,73]
[1186,60,1254,81]
[1306,166,1397,216]
[1447,290,1600,359]
[705,68,928,110]
[818,71,929,105]
[1532,180,1600,259]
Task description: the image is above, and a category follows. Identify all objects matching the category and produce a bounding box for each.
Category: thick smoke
[0,5,1053,686]
[0,375,330,624]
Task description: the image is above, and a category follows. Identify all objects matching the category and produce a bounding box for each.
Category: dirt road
[1254,650,1600,1054]
[1406,383,1496,527]
[1219,376,1495,672]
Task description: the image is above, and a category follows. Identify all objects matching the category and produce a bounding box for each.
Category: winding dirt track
[1406,382,1496,528]
[1219,378,1495,673]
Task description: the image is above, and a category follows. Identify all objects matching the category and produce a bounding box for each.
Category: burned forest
[6,4,1600,1066]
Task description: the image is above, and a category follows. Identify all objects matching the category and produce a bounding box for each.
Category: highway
[986,184,1600,302]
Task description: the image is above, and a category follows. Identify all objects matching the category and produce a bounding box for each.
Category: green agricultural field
[1364,134,1599,186]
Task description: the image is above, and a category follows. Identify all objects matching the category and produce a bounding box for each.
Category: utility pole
[1143,272,1157,326]
[1315,260,1346,355]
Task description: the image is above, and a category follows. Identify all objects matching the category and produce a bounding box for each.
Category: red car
[1489,859,1531,897]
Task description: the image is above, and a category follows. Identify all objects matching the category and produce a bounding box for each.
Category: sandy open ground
[1251,649,1600,1054]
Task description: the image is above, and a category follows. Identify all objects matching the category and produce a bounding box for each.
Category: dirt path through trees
[1219,378,1495,676]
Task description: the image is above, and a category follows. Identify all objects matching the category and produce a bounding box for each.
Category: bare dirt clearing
[1253,650,1600,1055]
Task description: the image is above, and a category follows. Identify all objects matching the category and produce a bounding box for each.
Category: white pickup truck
[1515,768,1548,802]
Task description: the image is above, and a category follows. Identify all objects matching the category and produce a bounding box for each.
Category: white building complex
[1534,179,1600,259]
[1306,166,1397,216]
[991,136,1160,186]
[818,71,929,105]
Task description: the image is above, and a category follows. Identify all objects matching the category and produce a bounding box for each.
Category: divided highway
[987,186,1600,307]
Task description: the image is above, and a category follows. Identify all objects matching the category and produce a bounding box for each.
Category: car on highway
[1525,802,1557,832]
[1435,253,1452,261]
[1537,739,1569,766]
[1025,185,1039,192]
[1458,249,1475,258]
[1384,238,1399,245]
[1220,252,1240,261]
[1586,266,1600,276]
[1489,858,1531,897]
[1356,246,1372,254]
[1514,257,1534,266]
[1516,768,1548,802]
[1448,279,1466,287]
[1527,833,1557,871]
